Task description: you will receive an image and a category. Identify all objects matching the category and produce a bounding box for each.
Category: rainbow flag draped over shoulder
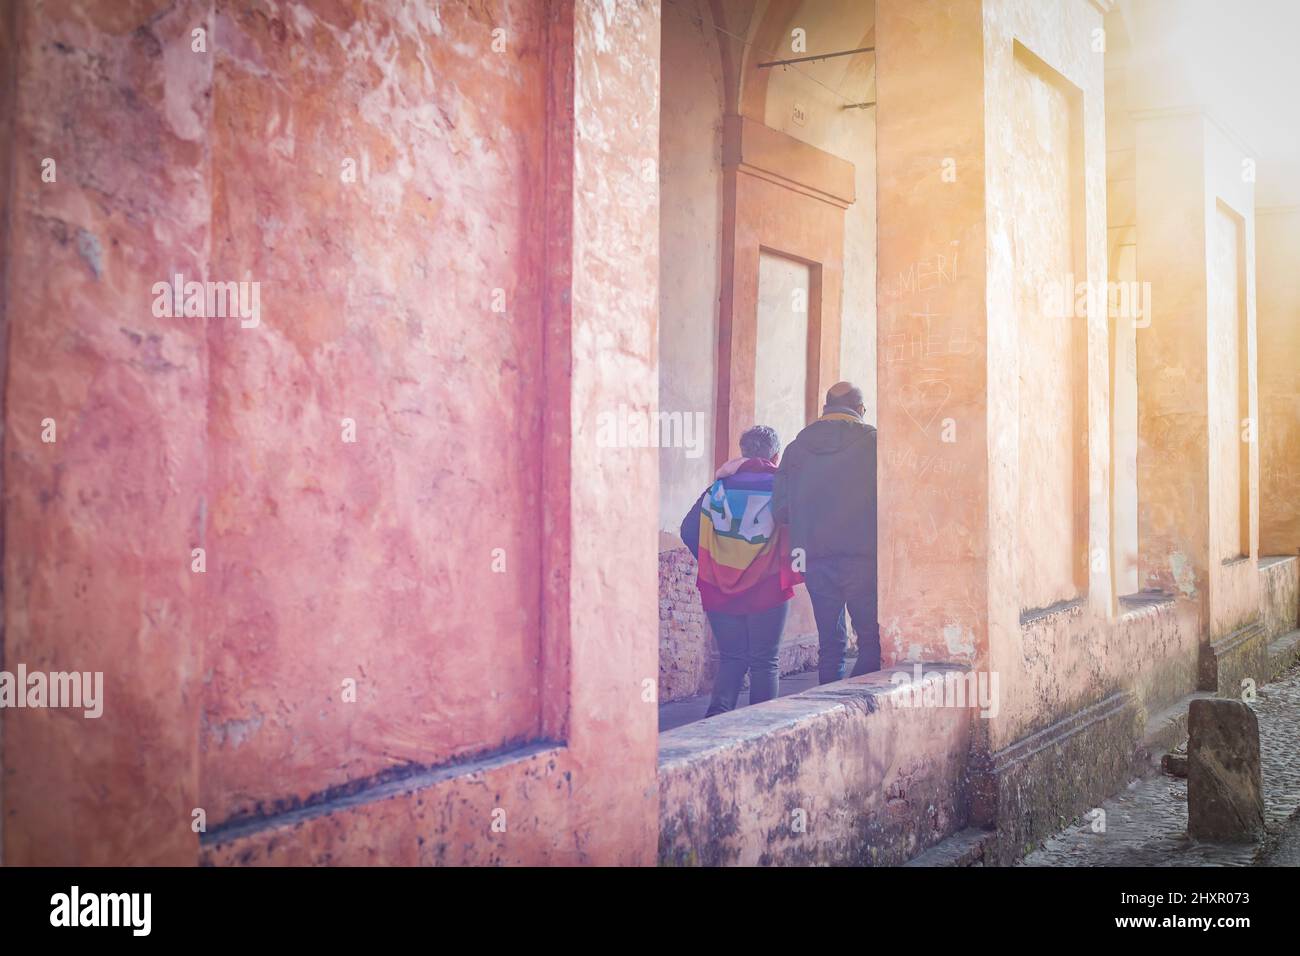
[695,459,803,614]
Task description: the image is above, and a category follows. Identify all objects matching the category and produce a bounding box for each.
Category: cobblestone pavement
[1021,665,1300,867]
[1262,810,1300,866]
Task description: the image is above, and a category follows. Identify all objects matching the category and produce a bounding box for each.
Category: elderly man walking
[773,381,879,683]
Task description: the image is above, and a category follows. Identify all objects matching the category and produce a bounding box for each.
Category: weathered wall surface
[984,0,1110,753]
[659,668,971,866]
[1134,112,1209,602]
[1106,48,1140,596]
[1258,207,1300,556]
[1201,117,1260,641]
[876,0,989,669]
[1011,46,1084,614]
[202,0,552,826]
[3,0,662,866]
[1208,202,1247,563]
[2,0,214,865]
[1260,557,1299,641]
[1002,599,1200,752]
[0,0,19,863]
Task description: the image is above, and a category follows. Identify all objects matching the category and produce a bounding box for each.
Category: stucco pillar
[1134,109,1261,690]
[2,0,213,864]
[1257,207,1300,557]
[876,0,991,673]
[879,0,1113,845]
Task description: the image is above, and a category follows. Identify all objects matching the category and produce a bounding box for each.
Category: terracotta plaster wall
[876,0,990,669]
[1135,113,1210,604]
[209,0,661,865]
[1134,111,1260,642]
[3,0,661,865]
[199,0,559,825]
[1105,56,1139,596]
[1010,45,1084,613]
[2,0,214,865]
[1208,203,1246,564]
[1259,557,1299,641]
[982,0,1109,751]
[0,0,18,863]
[1004,599,1200,750]
[1257,207,1300,556]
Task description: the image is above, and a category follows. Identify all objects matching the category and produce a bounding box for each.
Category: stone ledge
[903,826,996,867]
[1019,597,1086,627]
[202,740,563,850]
[658,666,972,866]
[1268,630,1300,681]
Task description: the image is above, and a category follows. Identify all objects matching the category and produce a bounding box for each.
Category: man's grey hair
[739,425,781,460]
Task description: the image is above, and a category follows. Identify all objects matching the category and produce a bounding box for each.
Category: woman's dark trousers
[704,602,789,717]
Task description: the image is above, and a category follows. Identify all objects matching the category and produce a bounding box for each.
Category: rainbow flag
[695,459,802,614]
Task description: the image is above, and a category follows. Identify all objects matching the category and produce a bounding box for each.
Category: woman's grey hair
[739,425,781,460]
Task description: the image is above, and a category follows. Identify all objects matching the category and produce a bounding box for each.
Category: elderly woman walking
[680,425,803,716]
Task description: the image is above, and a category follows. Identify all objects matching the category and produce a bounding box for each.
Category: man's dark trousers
[806,556,880,683]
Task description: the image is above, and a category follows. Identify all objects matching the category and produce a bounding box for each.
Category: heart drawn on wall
[900,378,951,436]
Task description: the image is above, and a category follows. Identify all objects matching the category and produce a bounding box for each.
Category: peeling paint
[1170,550,1198,597]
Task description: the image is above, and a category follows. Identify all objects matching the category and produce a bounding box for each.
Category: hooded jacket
[772,410,877,561]
[680,457,802,614]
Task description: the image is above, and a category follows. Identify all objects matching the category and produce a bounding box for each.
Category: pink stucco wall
[3,0,213,865]
[2,0,661,866]
[201,0,553,825]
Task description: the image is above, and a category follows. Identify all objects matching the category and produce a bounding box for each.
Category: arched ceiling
[705,0,876,120]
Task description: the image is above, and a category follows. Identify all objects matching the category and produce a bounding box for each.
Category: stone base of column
[982,692,1143,865]
[1199,619,1269,696]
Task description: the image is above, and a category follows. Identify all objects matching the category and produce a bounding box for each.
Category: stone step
[1268,629,1300,681]
[904,826,996,867]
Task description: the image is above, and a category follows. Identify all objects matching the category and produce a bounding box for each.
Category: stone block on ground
[1161,749,1188,778]
[1187,698,1265,842]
